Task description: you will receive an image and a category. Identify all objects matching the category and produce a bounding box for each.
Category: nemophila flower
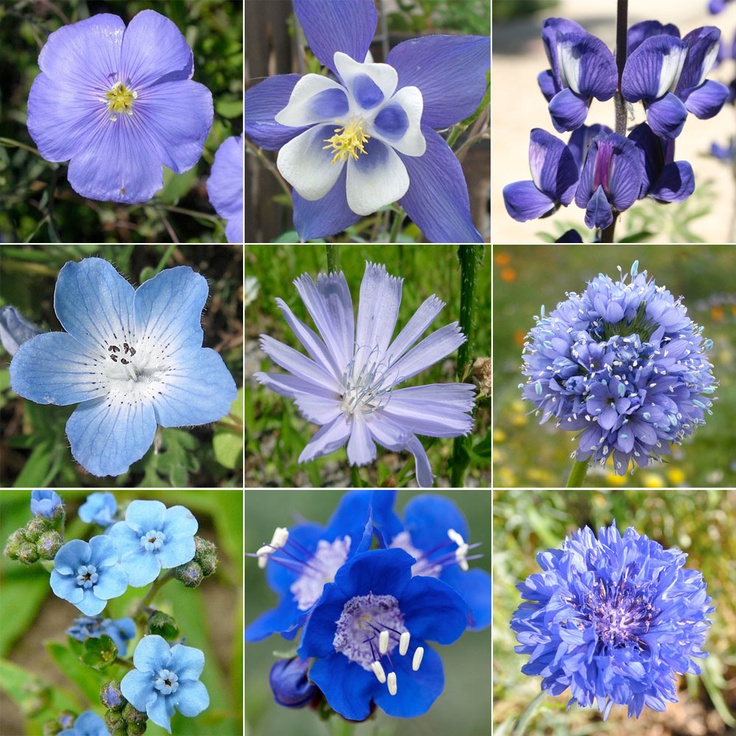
[298,548,468,720]
[27,10,213,203]
[50,536,128,616]
[79,492,118,527]
[207,133,244,243]
[30,489,63,519]
[9,258,237,477]
[537,18,617,133]
[66,615,136,655]
[254,262,475,487]
[121,635,209,733]
[245,490,376,642]
[269,657,319,708]
[245,0,489,242]
[0,306,42,356]
[511,523,713,719]
[59,710,109,736]
[108,500,197,587]
[521,262,716,474]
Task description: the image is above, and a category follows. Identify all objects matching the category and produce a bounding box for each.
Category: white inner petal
[557,41,582,94]
[657,45,688,97]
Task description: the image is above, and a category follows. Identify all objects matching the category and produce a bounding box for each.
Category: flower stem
[326,245,340,274]
[134,570,176,618]
[566,459,590,488]
[349,464,363,488]
[388,207,405,243]
[512,691,548,736]
[329,718,356,736]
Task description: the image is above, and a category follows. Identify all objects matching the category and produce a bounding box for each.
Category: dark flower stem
[566,459,590,488]
[326,245,340,274]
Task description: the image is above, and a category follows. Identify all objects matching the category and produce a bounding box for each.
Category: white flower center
[290,536,351,610]
[76,564,99,589]
[140,530,167,552]
[154,668,179,695]
[340,345,395,416]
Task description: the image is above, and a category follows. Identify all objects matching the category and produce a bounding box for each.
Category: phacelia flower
[30,489,63,519]
[59,710,109,736]
[121,635,209,733]
[245,0,489,242]
[50,536,128,616]
[298,548,468,720]
[254,262,476,487]
[79,492,118,527]
[9,257,237,477]
[521,262,716,474]
[269,657,319,708]
[27,10,213,203]
[207,133,244,243]
[108,500,197,587]
[511,523,713,719]
[66,615,136,656]
[0,306,42,356]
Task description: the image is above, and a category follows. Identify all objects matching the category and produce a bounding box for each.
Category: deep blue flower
[79,492,118,527]
[27,10,213,203]
[298,548,468,720]
[50,536,128,616]
[245,0,489,242]
[511,523,713,719]
[59,710,109,736]
[9,258,237,477]
[30,489,63,519]
[567,123,612,172]
[0,306,42,357]
[709,0,734,14]
[121,635,209,733]
[269,657,319,708]
[711,137,736,160]
[521,262,716,474]
[207,133,243,243]
[66,615,136,656]
[108,500,197,587]
[555,229,584,242]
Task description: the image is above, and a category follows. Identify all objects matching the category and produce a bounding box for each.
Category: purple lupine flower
[207,134,244,243]
[502,128,579,222]
[537,18,617,133]
[254,262,476,487]
[245,0,489,242]
[567,123,612,172]
[27,10,213,203]
[511,523,713,719]
[574,132,643,230]
[521,262,716,475]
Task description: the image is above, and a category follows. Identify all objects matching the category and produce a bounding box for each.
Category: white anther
[447,528,465,546]
[448,528,470,571]
[270,527,289,548]
[379,630,389,655]
[256,545,273,569]
[412,646,424,671]
[371,661,387,684]
[387,671,397,696]
[399,631,410,656]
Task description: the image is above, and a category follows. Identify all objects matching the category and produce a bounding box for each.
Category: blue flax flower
[511,523,713,719]
[207,133,244,243]
[30,489,63,519]
[245,0,489,242]
[59,710,109,736]
[66,614,136,655]
[0,306,42,356]
[121,635,209,733]
[27,10,213,203]
[79,492,118,527]
[254,262,476,487]
[108,500,197,587]
[299,548,468,720]
[50,536,128,616]
[9,258,237,477]
[521,262,716,474]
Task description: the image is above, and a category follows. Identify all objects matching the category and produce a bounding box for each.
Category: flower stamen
[323,119,370,164]
[104,81,138,121]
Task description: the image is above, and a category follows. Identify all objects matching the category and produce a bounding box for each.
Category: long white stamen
[379,630,389,655]
[448,529,470,571]
[371,661,387,683]
[256,545,272,569]
[387,672,397,696]
[399,631,410,656]
[270,527,289,548]
[412,646,424,671]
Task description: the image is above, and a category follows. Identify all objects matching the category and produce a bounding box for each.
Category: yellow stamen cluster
[105,81,137,120]
[323,119,370,164]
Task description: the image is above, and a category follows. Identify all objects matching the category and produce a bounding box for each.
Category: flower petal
[307,654,376,720]
[208,135,243,221]
[298,414,352,463]
[346,411,377,466]
[169,642,205,682]
[622,35,688,101]
[405,435,433,488]
[627,20,680,56]
[548,88,590,133]
[402,575,468,642]
[275,74,349,127]
[334,51,398,108]
[528,128,579,203]
[676,26,721,95]
[259,335,342,393]
[121,669,156,711]
[146,691,175,732]
[557,32,617,99]
[255,371,337,403]
[650,161,694,202]
[346,138,410,215]
[92,563,128,600]
[245,74,309,150]
[132,634,172,672]
[583,185,613,230]
[440,566,492,631]
[173,679,209,717]
[403,494,470,547]
[384,295,445,366]
[645,93,688,138]
[355,262,402,357]
[370,86,425,157]
[681,79,729,118]
[502,181,558,222]
[388,323,466,383]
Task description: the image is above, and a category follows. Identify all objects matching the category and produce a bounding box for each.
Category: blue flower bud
[30,490,64,521]
[0,306,42,356]
[269,657,318,708]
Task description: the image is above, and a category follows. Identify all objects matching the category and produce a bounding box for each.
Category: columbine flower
[59,710,109,736]
[511,523,713,719]
[245,0,489,242]
[207,133,244,243]
[30,489,63,519]
[121,635,209,733]
[0,306,42,356]
[521,261,716,474]
[27,10,213,203]
[66,615,136,655]
[269,657,319,708]
[50,536,128,616]
[9,257,237,477]
[79,492,118,527]
[108,500,197,587]
[254,262,476,487]
[298,548,468,720]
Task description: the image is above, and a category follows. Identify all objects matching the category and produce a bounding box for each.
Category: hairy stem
[566,459,590,488]
[326,244,339,274]
[513,692,548,736]
[135,570,176,619]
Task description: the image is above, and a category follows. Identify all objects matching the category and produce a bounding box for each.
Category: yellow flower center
[323,119,370,164]
[105,81,137,121]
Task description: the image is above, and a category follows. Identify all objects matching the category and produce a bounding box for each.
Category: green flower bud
[26,517,50,541]
[4,529,26,560]
[101,680,126,711]
[105,709,124,727]
[122,703,147,725]
[42,720,63,736]
[18,541,39,564]
[174,560,204,588]
[195,536,218,577]
[37,531,63,560]
[126,721,148,736]
[146,611,179,640]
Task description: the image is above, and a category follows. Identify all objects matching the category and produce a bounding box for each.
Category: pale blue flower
[59,710,109,736]
[30,489,63,519]
[79,492,117,527]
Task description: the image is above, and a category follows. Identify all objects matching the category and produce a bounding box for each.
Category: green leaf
[0,656,80,717]
[213,388,243,469]
[214,98,243,119]
[0,576,49,657]
[12,441,54,487]
[158,167,199,204]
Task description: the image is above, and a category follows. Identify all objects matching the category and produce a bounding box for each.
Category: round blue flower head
[79,492,118,527]
[30,489,63,519]
[121,635,209,733]
[66,615,136,656]
[511,523,713,719]
[50,536,128,616]
[108,500,197,587]
[298,548,468,720]
[521,262,716,474]
[59,710,109,736]
[207,134,244,243]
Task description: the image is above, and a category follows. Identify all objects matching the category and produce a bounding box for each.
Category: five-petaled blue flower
[207,133,244,243]
[30,489,63,519]
[254,261,476,487]
[27,10,213,203]
[79,492,118,527]
[59,710,109,736]
[511,523,713,719]
[108,500,197,587]
[245,0,489,242]
[298,548,468,720]
[9,257,237,477]
[66,614,136,656]
[50,536,128,616]
[121,634,210,733]
[521,261,716,474]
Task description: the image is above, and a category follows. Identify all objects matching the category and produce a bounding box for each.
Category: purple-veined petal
[557,33,617,99]
[538,70,557,101]
[245,74,309,150]
[583,185,613,230]
[681,79,729,119]
[645,93,688,139]
[549,88,591,133]
[502,181,558,222]
[334,51,397,108]
[385,295,445,366]
[298,414,352,463]
[528,128,578,203]
[568,124,612,171]
[259,335,342,393]
[355,262,402,358]
[627,21,680,56]
[346,411,377,466]
[622,36,688,101]
[388,322,465,384]
[254,371,338,402]
[606,136,644,211]
[275,74,349,127]
[541,18,587,88]
[295,392,345,425]
[650,161,694,202]
[371,86,425,156]
[676,27,721,95]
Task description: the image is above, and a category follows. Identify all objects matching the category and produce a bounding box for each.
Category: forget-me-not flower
[66,614,136,655]
[30,489,63,519]
[9,257,237,477]
[27,10,213,203]
[79,492,118,527]
[59,710,109,736]
[0,306,42,356]
[254,262,476,487]
[207,133,244,243]
[245,0,489,242]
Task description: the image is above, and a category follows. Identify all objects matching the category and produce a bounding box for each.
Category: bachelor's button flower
[511,523,713,719]
[59,710,109,736]
[30,489,63,519]
[245,0,489,242]
[207,133,244,243]
[108,500,197,587]
[0,306,42,356]
[521,262,716,474]
[298,548,468,720]
[121,635,209,733]
[27,10,213,203]
[50,536,128,616]
[269,657,319,708]
[9,257,237,477]
[79,492,118,527]
[254,262,476,487]
[66,615,136,655]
